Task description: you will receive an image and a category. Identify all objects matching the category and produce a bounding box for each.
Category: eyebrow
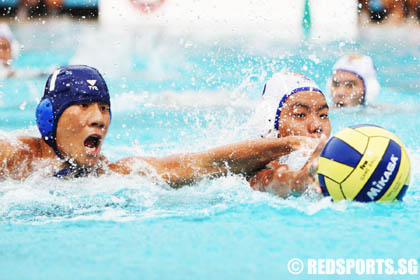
[291,103,310,110]
[344,80,357,85]
[318,104,329,111]
[291,103,329,112]
[333,78,358,84]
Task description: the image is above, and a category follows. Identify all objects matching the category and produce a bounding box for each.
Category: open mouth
[84,134,102,155]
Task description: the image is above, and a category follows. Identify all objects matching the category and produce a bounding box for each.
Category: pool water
[1,21,420,279]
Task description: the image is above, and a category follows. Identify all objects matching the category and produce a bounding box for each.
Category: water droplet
[19,101,27,111]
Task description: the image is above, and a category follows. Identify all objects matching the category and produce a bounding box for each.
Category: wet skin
[0,100,311,185]
[330,70,365,108]
[56,102,110,167]
[0,37,12,66]
[250,90,330,197]
[277,90,331,139]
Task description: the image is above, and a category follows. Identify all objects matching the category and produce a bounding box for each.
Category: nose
[308,116,323,136]
[88,104,106,129]
[332,84,348,98]
[331,91,346,107]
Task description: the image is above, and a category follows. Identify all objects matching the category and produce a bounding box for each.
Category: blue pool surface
[1,21,420,279]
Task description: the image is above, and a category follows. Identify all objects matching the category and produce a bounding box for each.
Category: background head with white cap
[253,71,331,139]
[0,23,19,67]
[328,55,380,108]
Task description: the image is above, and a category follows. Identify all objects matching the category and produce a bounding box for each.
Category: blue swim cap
[36,65,111,159]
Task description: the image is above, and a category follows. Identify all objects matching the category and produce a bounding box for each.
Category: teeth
[84,135,100,149]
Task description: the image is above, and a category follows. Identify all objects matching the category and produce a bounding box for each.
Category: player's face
[277,90,331,139]
[56,102,110,167]
[330,71,365,108]
[0,37,12,65]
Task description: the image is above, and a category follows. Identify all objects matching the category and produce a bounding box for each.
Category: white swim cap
[331,55,380,105]
[254,72,323,138]
[0,23,20,60]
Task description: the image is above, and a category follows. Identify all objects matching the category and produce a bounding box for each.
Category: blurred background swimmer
[18,0,63,19]
[0,23,19,78]
[328,54,380,108]
[0,22,55,79]
[359,0,420,24]
[249,72,330,198]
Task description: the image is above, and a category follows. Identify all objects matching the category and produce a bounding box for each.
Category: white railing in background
[99,0,357,42]
[310,0,358,42]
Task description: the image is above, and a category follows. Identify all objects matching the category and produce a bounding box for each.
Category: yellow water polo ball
[317,124,411,202]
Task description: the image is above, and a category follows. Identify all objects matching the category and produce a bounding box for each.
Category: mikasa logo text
[367,154,399,200]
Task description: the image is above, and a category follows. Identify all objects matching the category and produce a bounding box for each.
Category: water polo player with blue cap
[36,65,112,177]
[328,55,380,108]
[250,72,330,197]
[1,65,311,184]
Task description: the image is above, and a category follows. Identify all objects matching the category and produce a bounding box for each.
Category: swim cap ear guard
[364,78,380,104]
[36,99,54,144]
[36,65,111,161]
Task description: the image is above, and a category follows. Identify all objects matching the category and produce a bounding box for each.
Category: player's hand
[249,135,327,197]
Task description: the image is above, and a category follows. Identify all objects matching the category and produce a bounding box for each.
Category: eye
[320,113,329,119]
[345,82,355,89]
[100,105,110,112]
[332,80,340,87]
[293,113,305,119]
[80,103,89,108]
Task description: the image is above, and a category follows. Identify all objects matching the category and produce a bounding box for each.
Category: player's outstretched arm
[109,136,307,187]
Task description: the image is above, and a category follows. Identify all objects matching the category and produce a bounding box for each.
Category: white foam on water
[111,89,256,112]
[0,166,350,225]
[2,138,416,224]
[0,127,40,144]
[360,23,420,46]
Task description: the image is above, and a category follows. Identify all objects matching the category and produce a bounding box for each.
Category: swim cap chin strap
[54,165,89,179]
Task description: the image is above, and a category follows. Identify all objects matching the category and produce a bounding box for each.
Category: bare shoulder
[0,136,41,179]
[17,136,43,154]
[1,136,41,155]
[1,136,26,151]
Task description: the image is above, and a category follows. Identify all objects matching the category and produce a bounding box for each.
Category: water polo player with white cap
[328,55,380,108]
[0,65,311,185]
[0,23,20,78]
[254,72,331,139]
[250,72,330,197]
